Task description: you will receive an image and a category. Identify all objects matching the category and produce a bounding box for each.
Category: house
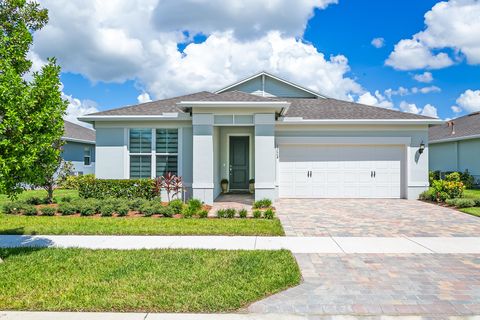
[429,112,480,183]
[79,71,441,204]
[62,120,96,175]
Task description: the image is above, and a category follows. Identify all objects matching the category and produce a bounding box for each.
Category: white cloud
[152,0,338,39]
[421,103,438,118]
[385,85,440,97]
[357,91,394,109]
[137,92,152,103]
[62,93,99,128]
[413,71,433,83]
[32,0,361,101]
[386,0,480,70]
[371,37,385,48]
[399,101,421,114]
[384,86,409,98]
[385,38,453,70]
[411,85,441,94]
[399,101,438,118]
[451,105,462,113]
[456,89,480,112]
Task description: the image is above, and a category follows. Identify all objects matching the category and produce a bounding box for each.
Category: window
[128,128,179,178]
[155,129,178,177]
[129,129,152,178]
[84,146,91,166]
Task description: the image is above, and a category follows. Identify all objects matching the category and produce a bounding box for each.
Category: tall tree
[0,0,67,199]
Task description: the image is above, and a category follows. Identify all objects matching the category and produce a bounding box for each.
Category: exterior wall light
[419,142,425,154]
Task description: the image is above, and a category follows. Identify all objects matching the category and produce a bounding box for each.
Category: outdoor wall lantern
[419,142,425,154]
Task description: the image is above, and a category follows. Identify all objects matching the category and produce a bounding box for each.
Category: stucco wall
[429,138,480,180]
[62,141,95,175]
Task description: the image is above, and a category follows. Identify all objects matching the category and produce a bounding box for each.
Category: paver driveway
[249,199,480,317]
[277,198,480,237]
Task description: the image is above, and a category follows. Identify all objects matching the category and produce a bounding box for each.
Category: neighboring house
[79,71,441,204]
[62,120,96,175]
[429,112,480,183]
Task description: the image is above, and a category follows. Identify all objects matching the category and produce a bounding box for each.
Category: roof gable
[215,71,324,99]
[63,120,95,143]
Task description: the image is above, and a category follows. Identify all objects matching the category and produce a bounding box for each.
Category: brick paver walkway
[277,199,480,237]
[248,253,480,316]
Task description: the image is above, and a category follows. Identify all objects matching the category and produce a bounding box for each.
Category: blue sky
[32,0,480,123]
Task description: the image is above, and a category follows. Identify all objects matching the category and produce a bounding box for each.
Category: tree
[0,0,67,200]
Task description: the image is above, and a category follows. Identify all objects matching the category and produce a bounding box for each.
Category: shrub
[429,171,440,186]
[61,174,95,190]
[216,209,226,218]
[100,204,116,217]
[60,196,72,203]
[168,199,184,214]
[419,188,435,201]
[23,205,38,216]
[445,172,461,182]
[182,205,196,218]
[128,198,149,211]
[460,170,475,189]
[450,198,476,208]
[58,203,77,215]
[432,180,464,201]
[253,198,272,209]
[116,204,130,216]
[225,208,236,218]
[158,206,174,218]
[263,208,275,219]
[198,209,208,218]
[253,209,262,219]
[78,178,157,200]
[2,202,24,215]
[25,196,43,205]
[238,209,248,218]
[78,199,100,216]
[187,198,203,213]
[40,206,56,216]
[139,203,156,217]
[474,199,480,207]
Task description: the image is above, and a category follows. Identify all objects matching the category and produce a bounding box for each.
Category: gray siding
[227,76,317,98]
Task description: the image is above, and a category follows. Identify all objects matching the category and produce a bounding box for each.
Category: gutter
[277,117,444,125]
[78,114,192,123]
[429,133,480,144]
[61,137,95,144]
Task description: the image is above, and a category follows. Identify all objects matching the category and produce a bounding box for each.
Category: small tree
[156,172,183,202]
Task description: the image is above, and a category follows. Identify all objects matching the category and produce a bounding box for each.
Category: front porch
[191,113,278,205]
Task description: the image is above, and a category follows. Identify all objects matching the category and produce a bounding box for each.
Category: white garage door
[279,145,403,198]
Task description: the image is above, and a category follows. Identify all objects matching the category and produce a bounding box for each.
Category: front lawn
[0,214,285,236]
[464,189,480,199]
[0,248,300,312]
[459,207,480,217]
[0,189,78,207]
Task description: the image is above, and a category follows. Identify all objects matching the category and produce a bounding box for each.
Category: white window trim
[127,127,181,179]
[83,146,92,167]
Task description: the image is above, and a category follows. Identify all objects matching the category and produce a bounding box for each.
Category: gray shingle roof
[282,98,435,120]
[89,92,217,116]
[63,120,95,143]
[429,112,480,142]
[85,92,435,120]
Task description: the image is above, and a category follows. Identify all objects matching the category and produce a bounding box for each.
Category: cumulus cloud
[62,93,99,127]
[386,0,480,70]
[456,89,480,112]
[451,105,462,113]
[385,85,441,98]
[411,86,441,94]
[152,0,338,39]
[357,91,393,109]
[371,37,385,48]
[399,101,438,118]
[413,71,433,83]
[31,0,361,101]
[137,92,152,103]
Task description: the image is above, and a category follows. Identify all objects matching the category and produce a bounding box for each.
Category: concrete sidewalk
[1,235,480,254]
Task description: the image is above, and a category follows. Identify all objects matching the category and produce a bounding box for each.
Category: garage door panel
[279,144,403,199]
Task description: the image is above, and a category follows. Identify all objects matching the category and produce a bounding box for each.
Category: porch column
[192,113,214,204]
[254,113,276,202]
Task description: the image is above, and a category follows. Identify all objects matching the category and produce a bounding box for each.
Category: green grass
[0,189,78,206]
[0,248,301,312]
[0,214,285,236]
[459,207,480,217]
[464,189,480,199]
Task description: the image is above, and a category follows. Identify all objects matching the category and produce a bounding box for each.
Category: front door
[229,136,249,190]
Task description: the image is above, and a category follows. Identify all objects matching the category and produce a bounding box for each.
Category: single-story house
[79,71,441,204]
[62,120,96,175]
[429,112,480,183]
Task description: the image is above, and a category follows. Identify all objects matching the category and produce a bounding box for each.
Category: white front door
[278,145,403,198]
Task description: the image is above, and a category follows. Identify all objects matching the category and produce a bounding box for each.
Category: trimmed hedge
[78,179,158,200]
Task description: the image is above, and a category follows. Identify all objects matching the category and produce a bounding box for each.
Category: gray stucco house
[79,72,441,204]
[429,112,480,183]
[62,120,96,175]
